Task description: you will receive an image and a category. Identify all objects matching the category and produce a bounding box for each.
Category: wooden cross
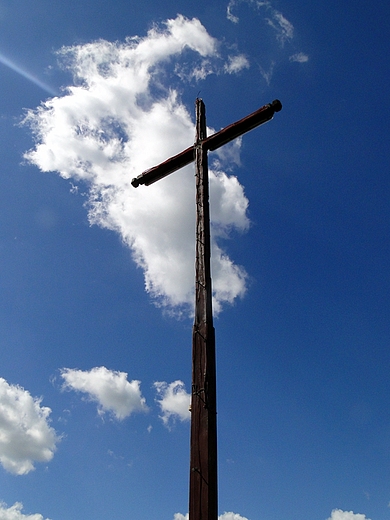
[132,98,282,520]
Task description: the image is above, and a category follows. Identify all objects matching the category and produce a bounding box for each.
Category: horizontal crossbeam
[131,99,282,187]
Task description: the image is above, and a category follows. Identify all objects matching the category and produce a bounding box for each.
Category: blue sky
[0,1,389,519]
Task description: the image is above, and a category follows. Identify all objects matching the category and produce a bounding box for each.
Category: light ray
[0,51,58,96]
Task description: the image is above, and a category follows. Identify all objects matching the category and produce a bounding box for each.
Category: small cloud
[224,54,250,74]
[289,52,309,63]
[327,510,371,520]
[227,0,269,24]
[175,58,215,82]
[0,378,59,475]
[0,502,50,520]
[107,449,124,461]
[267,11,294,44]
[227,0,240,23]
[57,408,71,425]
[258,61,275,86]
[174,513,249,520]
[60,366,148,420]
[154,380,191,427]
[218,515,250,520]
[69,182,79,194]
[228,0,295,45]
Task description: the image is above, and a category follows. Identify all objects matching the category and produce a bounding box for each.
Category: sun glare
[0,51,57,96]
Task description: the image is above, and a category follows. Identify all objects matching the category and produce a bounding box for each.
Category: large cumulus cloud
[23,15,251,315]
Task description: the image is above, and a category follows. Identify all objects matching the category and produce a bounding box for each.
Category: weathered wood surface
[131,99,281,187]
[189,99,218,520]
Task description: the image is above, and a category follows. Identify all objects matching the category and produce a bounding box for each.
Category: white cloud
[219,515,249,520]
[327,510,371,520]
[212,138,242,170]
[289,52,309,63]
[60,367,148,420]
[0,378,59,475]
[227,1,295,45]
[226,1,306,86]
[226,0,240,24]
[154,380,190,427]
[0,502,50,520]
[258,61,275,86]
[23,15,250,316]
[174,513,249,520]
[227,0,269,24]
[175,511,372,520]
[224,54,250,74]
[266,12,294,44]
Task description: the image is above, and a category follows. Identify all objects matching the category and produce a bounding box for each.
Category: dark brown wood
[131,99,281,188]
[189,99,218,520]
[203,99,281,152]
[131,145,194,187]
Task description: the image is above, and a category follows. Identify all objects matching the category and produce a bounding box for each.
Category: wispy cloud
[0,502,50,520]
[289,52,309,63]
[227,0,269,24]
[224,54,250,74]
[226,0,308,83]
[23,15,250,316]
[226,0,240,24]
[0,378,59,475]
[258,60,275,86]
[60,367,148,420]
[154,380,191,427]
[227,0,294,43]
[266,11,294,44]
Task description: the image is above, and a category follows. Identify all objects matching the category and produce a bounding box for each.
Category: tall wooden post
[131,97,282,520]
[189,99,218,520]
